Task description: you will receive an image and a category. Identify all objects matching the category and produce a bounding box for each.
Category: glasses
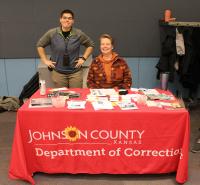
[62,16,73,20]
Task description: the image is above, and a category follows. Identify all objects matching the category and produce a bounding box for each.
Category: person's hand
[75,58,85,68]
[43,59,56,69]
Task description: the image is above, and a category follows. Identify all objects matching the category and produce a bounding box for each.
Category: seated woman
[87,34,132,89]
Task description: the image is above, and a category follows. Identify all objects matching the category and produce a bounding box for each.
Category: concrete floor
[0,107,200,185]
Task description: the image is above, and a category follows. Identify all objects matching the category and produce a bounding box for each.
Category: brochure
[29,98,53,108]
[90,89,117,96]
[92,100,114,110]
[117,102,138,110]
[146,93,174,101]
[67,100,86,109]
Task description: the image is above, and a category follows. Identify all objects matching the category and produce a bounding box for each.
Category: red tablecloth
[9,88,190,185]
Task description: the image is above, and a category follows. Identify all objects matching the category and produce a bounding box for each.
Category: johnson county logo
[28,126,144,145]
[64,126,79,142]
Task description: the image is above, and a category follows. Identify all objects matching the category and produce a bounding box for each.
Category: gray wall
[1,0,200,58]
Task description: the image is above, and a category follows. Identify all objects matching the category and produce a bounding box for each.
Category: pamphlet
[117,102,138,110]
[92,100,114,110]
[146,93,174,101]
[90,89,117,96]
[29,98,53,108]
[67,100,86,109]
[49,87,68,92]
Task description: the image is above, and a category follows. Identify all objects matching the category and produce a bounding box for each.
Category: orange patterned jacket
[87,54,132,89]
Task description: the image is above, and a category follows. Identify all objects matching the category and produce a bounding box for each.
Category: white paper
[67,100,86,109]
[117,102,138,110]
[92,100,113,110]
[29,98,53,108]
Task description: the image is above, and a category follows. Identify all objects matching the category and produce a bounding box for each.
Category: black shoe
[191,138,200,153]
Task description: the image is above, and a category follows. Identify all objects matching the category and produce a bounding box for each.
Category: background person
[191,131,200,153]
[37,9,94,88]
[87,34,132,89]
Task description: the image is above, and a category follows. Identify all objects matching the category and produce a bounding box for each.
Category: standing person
[37,9,94,88]
[87,34,132,89]
[191,132,200,153]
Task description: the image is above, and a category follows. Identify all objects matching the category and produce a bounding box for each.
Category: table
[9,88,190,185]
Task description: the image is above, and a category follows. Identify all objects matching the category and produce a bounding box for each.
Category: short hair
[100,34,114,46]
[60,9,74,18]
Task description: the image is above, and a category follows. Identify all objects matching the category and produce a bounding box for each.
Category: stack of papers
[143,89,160,95]
[49,87,68,92]
[90,89,106,96]
[67,100,86,109]
[146,101,182,109]
[92,100,113,110]
[146,94,174,100]
[86,95,109,102]
[90,89,117,96]
[109,94,119,102]
[117,102,138,110]
[121,95,132,102]
[29,98,53,108]
[146,101,162,108]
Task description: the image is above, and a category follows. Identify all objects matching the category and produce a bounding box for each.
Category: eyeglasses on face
[62,16,73,20]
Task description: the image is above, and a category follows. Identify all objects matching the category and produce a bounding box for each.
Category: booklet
[67,100,86,109]
[47,91,80,98]
[146,93,174,101]
[29,98,53,108]
[92,100,114,110]
[117,102,138,110]
[90,89,117,96]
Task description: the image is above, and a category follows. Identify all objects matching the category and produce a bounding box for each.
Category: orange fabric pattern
[87,53,132,89]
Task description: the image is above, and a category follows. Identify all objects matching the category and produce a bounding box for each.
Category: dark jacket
[156,25,176,82]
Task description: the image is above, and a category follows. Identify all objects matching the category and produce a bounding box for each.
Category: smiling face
[100,37,113,56]
[60,13,74,31]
